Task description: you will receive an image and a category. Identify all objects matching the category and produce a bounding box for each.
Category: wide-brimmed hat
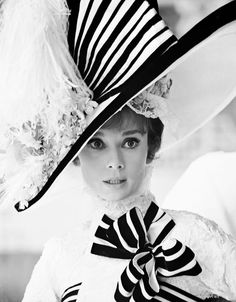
[0,0,236,211]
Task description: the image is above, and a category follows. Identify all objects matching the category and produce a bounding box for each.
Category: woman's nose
[106,150,124,170]
[107,162,124,169]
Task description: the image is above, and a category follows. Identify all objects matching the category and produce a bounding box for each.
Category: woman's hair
[102,105,164,162]
[73,106,163,165]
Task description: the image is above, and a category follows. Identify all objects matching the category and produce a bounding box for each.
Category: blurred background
[0,1,236,301]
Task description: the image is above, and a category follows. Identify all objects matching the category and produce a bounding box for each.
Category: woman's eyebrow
[93,131,104,137]
[122,129,145,136]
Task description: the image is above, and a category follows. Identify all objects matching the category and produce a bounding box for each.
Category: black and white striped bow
[91,202,203,302]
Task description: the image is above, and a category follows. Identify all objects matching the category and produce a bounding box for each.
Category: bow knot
[91,202,202,301]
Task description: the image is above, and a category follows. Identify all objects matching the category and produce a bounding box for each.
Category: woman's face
[79,124,148,201]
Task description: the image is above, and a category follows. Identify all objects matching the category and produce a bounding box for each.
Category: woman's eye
[123,138,140,149]
[87,139,104,150]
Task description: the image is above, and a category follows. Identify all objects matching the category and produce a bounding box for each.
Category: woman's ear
[72,156,80,166]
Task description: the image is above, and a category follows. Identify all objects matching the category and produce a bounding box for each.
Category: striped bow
[91,202,203,302]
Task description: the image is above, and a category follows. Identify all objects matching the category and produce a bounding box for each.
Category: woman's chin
[97,190,132,202]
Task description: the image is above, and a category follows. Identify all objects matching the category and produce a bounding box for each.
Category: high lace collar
[84,188,156,220]
[77,164,158,234]
[78,188,157,243]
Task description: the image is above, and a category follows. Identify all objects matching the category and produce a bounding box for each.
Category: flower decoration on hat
[0,0,236,211]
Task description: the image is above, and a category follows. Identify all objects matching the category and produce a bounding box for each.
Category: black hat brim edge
[15,0,236,211]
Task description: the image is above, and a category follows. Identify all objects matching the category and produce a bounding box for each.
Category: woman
[22,104,236,301]
[0,0,236,301]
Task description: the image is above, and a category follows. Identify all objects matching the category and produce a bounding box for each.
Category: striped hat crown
[0,0,236,211]
[68,0,177,104]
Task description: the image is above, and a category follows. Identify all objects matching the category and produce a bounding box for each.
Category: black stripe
[94,225,108,240]
[142,267,159,297]
[156,288,188,302]
[79,0,112,74]
[117,209,139,249]
[114,286,130,302]
[147,0,159,12]
[129,209,147,248]
[92,13,164,96]
[157,281,204,302]
[153,219,175,246]
[83,0,126,76]
[103,24,171,95]
[61,290,79,302]
[97,34,177,103]
[128,256,146,280]
[162,239,182,257]
[61,282,82,302]
[102,214,114,225]
[91,243,132,258]
[74,0,95,66]
[84,0,144,91]
[86,3,153,89]
[157,243,202,275]
[62,282,82,294]
[67,0,80,57]
[120,267,136,292]
[144,201,159,230]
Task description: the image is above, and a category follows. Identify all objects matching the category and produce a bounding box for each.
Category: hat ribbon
[91,202,203,301]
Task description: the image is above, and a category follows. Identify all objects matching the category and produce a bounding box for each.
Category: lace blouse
[21,192,236,302]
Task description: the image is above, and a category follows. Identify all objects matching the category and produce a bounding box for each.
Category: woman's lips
[103,179,126,185]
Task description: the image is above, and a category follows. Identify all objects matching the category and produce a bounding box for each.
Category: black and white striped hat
[0,0,236,211]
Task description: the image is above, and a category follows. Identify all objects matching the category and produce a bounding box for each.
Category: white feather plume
[0,0,93,208]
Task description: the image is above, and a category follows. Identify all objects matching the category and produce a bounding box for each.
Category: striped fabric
[68,0,177,104]
[61,282,82,302]
[91,202,203,301]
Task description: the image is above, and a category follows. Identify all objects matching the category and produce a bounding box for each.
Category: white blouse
[22,192,236,302]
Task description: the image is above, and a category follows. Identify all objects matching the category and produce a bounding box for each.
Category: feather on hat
[0,0,236,211]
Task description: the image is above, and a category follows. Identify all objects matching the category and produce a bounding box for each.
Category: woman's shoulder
[164,207,236,253]
[164,208,236,300]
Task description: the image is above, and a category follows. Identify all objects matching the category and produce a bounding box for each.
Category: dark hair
[102,106,164,162]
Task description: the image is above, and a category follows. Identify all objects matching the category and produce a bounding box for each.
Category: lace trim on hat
[127,75,179,131]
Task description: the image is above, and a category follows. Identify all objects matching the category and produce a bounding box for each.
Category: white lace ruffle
[127,75,179,133]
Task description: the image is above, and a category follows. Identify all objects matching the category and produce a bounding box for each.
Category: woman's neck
[85,188,156,220]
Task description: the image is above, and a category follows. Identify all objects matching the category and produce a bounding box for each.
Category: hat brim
[15,1,236,211]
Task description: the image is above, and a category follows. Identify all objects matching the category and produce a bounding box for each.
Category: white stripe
[132,252,148,275]
[107,18,167,84]
[153,207,166,222]
[63,294,78,302]
[84,1,119,71]
[159,284,199,302]
[105,27,173,94]
[84,0,136,75]
[62,284,81,296]
[93,6,157,89]
[149,214,173,245]
[127,211,139,245]
[117,280,132,298]
[126,264,139,284]
[100,220,110,229]
[89,1,149,88]
[75,0,97,54]
[113,219,137,253]
[93,236,117,248]
[158,258,197,276]
[162,241,186,261]
[139,279,153,300]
